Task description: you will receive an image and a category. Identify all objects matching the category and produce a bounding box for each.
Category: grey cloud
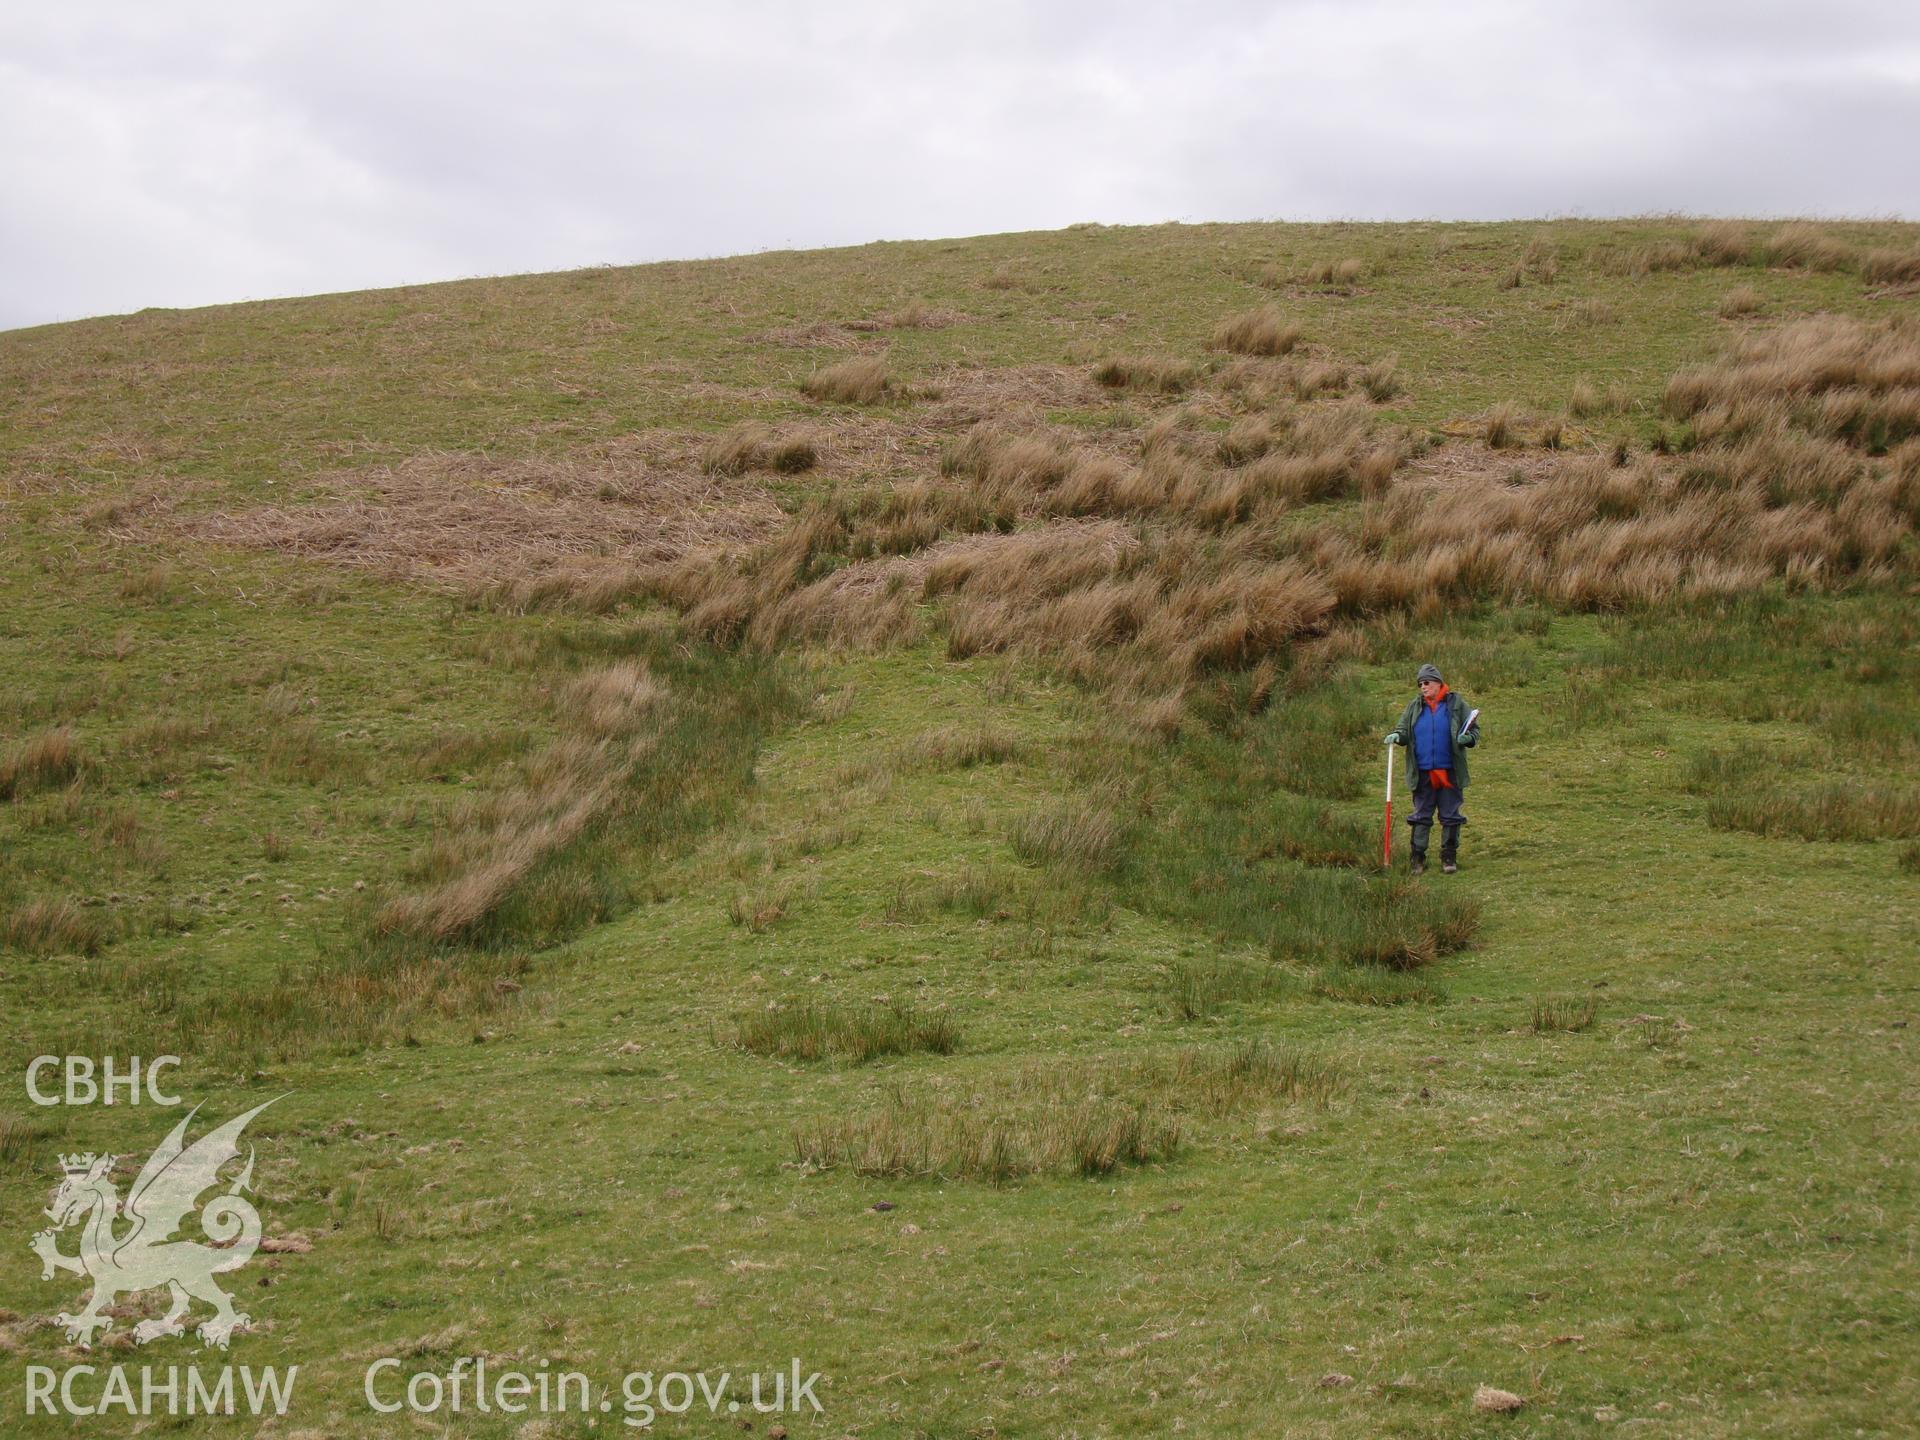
[2,1,1915,329]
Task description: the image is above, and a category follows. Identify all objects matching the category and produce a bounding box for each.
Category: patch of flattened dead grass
[162,446,789,588]
[921,364,1109,431]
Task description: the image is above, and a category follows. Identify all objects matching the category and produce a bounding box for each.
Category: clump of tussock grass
[1629,1013,1685,1050]
[1010,795,1122,870]
[1593,590,1919,743]
[1258,673,1374,799]
[0,726,85,800]
[1359,354,1403,403]
[726,879,792,932]
[3,897,105,956]
[118,564,177,602]
[1530,995,1598,1032]
[788,1049,1350,1182]
[116,710,224,791]
[1615,241,1696,278]
[1210,305,1302,356]
[1299,257,1365,288]
[1707,782,1920,842]
[559,660,665,736]
[800,357,890,404]
[409,725,534,781]
[732,999,958,1064]
[1166,958,1294,1021]
[367,643,799,953]
[642,379,1418,705]
[1695,220,1754,267]
[639,502,915,652]
[76,934,538,1068]
[794,1083,1178,1182]
[1862,248,1920,287]
[1568,378,1631,417]
[1717,286,1765,318]
[884,863,1024,923]
[1,1113,59,1169]
[256,718,363,787]
[1681,746,1798,796]
[1759,221,1850,272]
[1169,1039,1346,1112]
[902,723,1025,769]
[1216,416,1279,466]
[1568,297,1618,327]
[1234,403,1409,505]
[1664,314,1920,451]
[1483,401,1523,448]
[631,312,1910,718]
[1522,236,1559,283]
[1290,359,1352,400]
[1092,355,1199,394]
[938,423,1080,502]
[700,421,820,476]
[1311,963,1440,1005]
[1313,319,1920,616]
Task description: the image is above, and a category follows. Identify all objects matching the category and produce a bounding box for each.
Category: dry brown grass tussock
[1210,305,1302,357]
[1314,322,1919,613]
[1694,220,1754,267]
[0,726,85,800]
[1092,354,1199,394]
[800,357,890,404]
[1760,222,1851,272]
[1300,257,1366,287]
[627,315,1913,710]
[560,661,666,736]
[1567,377,1631,418]
[3,896,104,956]
[1664,314,1920,449]
[1862,248,1920,287]
[1607,222,1852,277]
[699,422,820,476]
[643,370,1424,698]
[373,660,671,945]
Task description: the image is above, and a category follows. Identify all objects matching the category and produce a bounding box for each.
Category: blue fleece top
[1412,696,1454,773]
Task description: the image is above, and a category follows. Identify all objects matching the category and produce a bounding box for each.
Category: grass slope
[2,218,1917,1437]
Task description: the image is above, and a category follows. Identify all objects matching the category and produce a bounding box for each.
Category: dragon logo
[30,1098,281,1349]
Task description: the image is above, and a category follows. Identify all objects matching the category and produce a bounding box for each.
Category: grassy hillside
[2,218,1917,1437]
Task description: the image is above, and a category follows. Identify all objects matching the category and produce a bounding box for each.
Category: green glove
[1383,731,1401,744]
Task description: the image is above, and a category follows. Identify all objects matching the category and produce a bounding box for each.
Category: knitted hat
[1416,663,1444,684]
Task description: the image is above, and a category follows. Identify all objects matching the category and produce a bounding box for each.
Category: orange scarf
[1424,684,1454,789]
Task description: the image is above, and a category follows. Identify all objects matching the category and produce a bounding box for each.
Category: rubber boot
[1440,826,1460,874]
[1408,822,1430,876]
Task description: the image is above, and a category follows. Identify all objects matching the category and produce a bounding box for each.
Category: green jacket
[1388,691,1479,790]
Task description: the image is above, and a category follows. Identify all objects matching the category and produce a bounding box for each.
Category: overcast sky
[3,2,1916,331]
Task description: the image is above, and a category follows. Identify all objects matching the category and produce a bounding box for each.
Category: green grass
[731,998,960,1064]
[1,218,1917,1437]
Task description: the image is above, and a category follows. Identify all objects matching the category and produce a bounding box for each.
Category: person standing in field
[1383,663,1480,875]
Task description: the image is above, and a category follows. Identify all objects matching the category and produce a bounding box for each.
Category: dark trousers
[1408,773,1465,857]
